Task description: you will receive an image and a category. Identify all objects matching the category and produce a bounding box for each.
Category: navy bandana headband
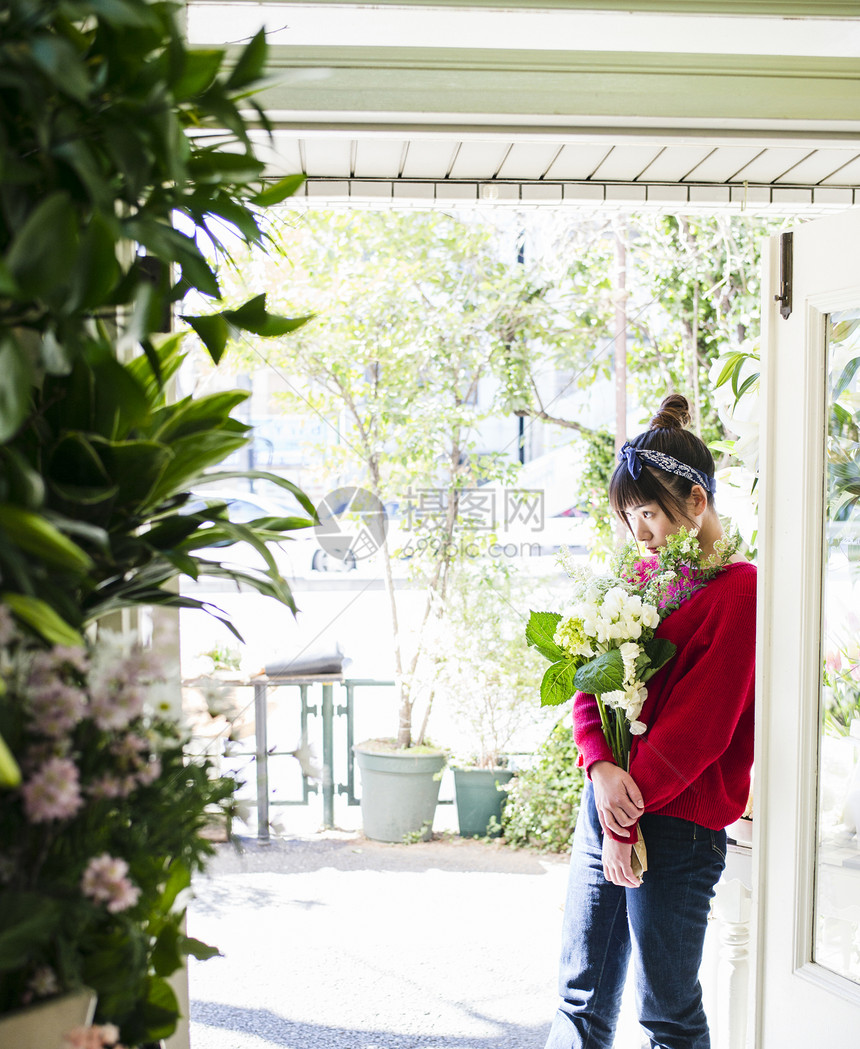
[618,441,717,496]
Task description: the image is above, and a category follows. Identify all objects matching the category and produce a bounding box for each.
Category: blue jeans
[545,782,726,1049]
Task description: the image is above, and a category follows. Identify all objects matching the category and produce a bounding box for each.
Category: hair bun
[650,393,691,431]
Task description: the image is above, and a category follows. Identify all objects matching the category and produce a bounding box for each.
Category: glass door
[756,209,860,1048]
[813,309,860,985]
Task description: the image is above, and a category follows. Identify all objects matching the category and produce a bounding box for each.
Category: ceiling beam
[252,47,860,132]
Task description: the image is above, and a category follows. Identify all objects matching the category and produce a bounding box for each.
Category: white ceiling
[247,132,860,209]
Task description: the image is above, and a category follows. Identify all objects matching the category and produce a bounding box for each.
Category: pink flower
[28,680,87,737]
[825,650,843,673]
[21,757,83,822]
[87,775,130,800]
[63,1024,127,1049]
[81,854,140,913]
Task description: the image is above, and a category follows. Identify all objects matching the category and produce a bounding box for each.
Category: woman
[545,393,756,1049]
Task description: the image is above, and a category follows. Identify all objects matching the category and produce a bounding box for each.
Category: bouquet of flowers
[0,608,238,1047]
[526,528,741,873]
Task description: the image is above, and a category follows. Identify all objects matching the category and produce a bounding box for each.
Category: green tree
[223,209,572,747]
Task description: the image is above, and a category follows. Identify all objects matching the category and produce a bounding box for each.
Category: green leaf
[180,935,220,962]
[540,659,579,707]
[0,895,61,970]
[31,33,91,102]
[152,922,182,977]
[0,258,19,296]
[223,293,312,336]
[641,637,676,681]
[0,505,93,573]
[525,611,564,661]
[71,211,121,308]
[188,150,265,186]
[0,732,22,788]
[250,174,306,207]
[194,470,317,518]
[172,48,225,100]
[5,192,78,298]
[1,593,84,647]
[573,649,625,696]
[182,312,230,364]
[0,335,33,443]
[226,28,268,90]
[139,975,180,1040]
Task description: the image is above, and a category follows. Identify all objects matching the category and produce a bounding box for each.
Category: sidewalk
[187,832,573,1049]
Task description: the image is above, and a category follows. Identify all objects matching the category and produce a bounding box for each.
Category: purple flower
[21,757,83,822]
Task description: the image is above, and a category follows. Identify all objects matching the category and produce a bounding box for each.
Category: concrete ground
[186,832,577,1049]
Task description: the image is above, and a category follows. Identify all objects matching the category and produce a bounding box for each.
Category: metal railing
[185,674,397,840]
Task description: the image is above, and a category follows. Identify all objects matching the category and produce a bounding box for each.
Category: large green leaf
[2,593,84,647]
[150,390,248,444]
[171,48,224,100]
[0,505,93,573]
[525,611,565,662]
[540,659,579,707]
[573,649,625,696]
[146,431,250,503]
[89,437,173,509]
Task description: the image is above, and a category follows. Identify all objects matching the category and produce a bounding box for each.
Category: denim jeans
[545,782,727,1049]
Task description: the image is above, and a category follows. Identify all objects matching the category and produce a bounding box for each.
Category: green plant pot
[453,767,515,838]
[354,742,446,842]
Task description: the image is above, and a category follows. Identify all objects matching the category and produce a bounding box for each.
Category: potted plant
[0,617,236,1048]
[427,562,551,838]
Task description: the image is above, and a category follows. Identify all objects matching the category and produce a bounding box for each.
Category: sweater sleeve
[608,569,757,844]
[573,689,616,772]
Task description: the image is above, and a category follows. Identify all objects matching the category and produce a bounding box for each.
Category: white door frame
[754,208,860,1045]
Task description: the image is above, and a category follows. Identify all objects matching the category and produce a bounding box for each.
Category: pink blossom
[28,680,87,737]
[825,650,843,674]
[21,757,83,822]
[135,758,161,787]
[87,775,130,800]
[63,1024,127,1049]
[81,854,140,913]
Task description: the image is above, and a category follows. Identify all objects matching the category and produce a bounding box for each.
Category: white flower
[630,721,647,735]
[619,642,640,684]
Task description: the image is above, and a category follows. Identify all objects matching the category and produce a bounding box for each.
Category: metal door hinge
[773,231,793,320]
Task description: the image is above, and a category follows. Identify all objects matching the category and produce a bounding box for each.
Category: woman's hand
[590,760,644,837]
[602,835,641,888]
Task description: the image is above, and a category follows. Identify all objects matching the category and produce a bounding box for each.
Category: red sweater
[574,560,757,844]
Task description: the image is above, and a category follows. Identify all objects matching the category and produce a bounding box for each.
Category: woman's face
[621,501,681,553]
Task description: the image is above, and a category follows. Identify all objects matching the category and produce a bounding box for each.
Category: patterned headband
[618,441,717,496]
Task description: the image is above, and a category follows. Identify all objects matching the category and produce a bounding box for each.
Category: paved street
[187,833,576,1049]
